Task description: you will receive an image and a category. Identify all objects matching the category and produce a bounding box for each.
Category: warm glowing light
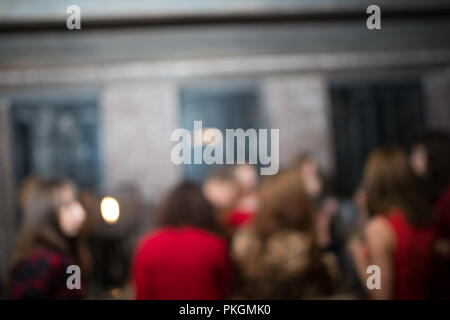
[192,127,222,147]
[101,196,120,224]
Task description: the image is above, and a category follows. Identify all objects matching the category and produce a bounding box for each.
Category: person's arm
[348,217,395,299]
[347,235,369,288]
[315,197,338,249]
[364,217,395,299]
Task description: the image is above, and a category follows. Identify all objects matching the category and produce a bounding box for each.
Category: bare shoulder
[365,216,395,249]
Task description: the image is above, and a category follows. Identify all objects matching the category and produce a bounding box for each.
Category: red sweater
[132,226,232,300]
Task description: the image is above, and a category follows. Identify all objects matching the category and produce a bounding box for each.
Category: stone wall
[262,74,334,174]
[100,81,181,204]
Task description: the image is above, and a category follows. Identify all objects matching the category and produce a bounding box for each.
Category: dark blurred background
[0,0,450,298]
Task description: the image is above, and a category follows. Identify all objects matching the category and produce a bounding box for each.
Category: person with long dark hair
[349,147,435,299]
[131,182,232,299]
[410,131,450,299]
[9,177,91,299]
[291,153,339,250]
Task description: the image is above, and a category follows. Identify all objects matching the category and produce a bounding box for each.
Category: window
[179,82,262,182]
[330,78,425,197]
[12,92,101,191]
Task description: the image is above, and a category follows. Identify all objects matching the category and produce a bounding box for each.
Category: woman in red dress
[410,131,450,299]
[349,147,435,299]
[132,182,232,300]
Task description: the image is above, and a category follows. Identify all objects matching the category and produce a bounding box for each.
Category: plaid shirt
[10,247,84,300]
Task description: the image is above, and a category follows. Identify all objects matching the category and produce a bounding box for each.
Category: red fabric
[10,248,84,300]
[385,210,436,299]
[132,226,232,300]
[435,185,450,238]
[226,210,253,228]
[431,185,450,299]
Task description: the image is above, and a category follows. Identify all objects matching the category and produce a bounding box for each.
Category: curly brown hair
[231,169,335,299]
[253,168,316,241]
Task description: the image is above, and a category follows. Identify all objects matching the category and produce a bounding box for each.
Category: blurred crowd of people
[6,130,450,300]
